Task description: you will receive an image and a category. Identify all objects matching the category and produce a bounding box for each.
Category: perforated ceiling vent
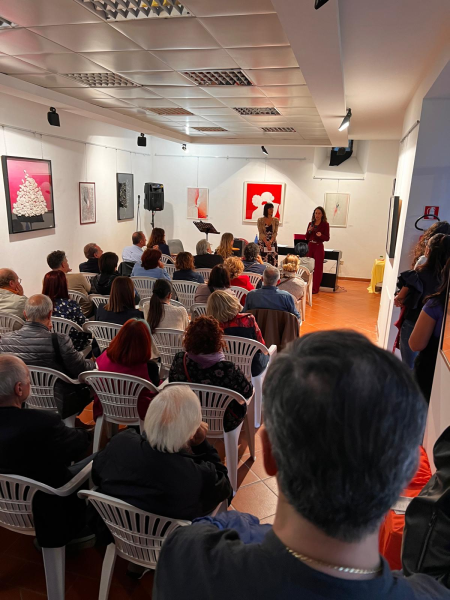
[149,107,194,116]
[183,70,252,86]
[234,107,280,116]
[261,127,296,133]
[65,72,138,87]
[75,0,189,20]
[192,127,228,132]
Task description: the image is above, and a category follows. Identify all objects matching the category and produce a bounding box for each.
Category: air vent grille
[65,72,138,87]
[192,127,228,132]
[261,127,296,133]
[75,0,189,20]
[234,107,280,116]
[149,107,194,116]
[183,70,252,86]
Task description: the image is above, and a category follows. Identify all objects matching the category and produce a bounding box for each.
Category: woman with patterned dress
[257,203,279,267]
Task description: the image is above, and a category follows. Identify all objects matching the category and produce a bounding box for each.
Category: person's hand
[158,260,164,268]
[190,422,209,446]
[394,295,403,308]
[316,231,322,237]
[256,255,264,264]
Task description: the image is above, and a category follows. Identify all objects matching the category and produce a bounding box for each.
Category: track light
[182,143,188,152]
[261,146,268,155]
[47,107,60,127]
[338,108,352,132]
[315,0,330,8]
[137,133,146,147]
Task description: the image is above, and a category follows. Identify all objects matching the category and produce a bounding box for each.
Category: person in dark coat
[194,239,223,270]
[91,252,120,296]
[79,242,102,273]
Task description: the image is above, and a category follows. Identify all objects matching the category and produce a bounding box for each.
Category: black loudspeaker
[329,140,353,167]
[233,239,245,257]
[144,183,164,211]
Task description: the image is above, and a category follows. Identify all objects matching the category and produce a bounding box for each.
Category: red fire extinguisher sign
[424,206,440,219]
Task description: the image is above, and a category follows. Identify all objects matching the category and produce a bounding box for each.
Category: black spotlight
[182,143,188,152]
[315,0,330,8]
[261,146,268,155]
[137,133,147,147]
[47,107,60,127]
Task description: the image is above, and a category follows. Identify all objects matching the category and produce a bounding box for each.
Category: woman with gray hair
[194,238,224,270]
[92,384,232,520]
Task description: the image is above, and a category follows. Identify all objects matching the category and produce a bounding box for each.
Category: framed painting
[243,181,286,224]
[2,155,55,234]
[79,182,96,225]
[187,187,209,219]
[117,173,134,221]
[386,196,402,259]
[324,193,350,228]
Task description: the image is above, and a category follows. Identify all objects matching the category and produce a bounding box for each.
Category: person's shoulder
[273,217,280,223]
[394,571,450,599]
[19,407,62,428]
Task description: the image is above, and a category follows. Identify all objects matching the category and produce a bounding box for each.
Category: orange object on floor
[379,446,432,570]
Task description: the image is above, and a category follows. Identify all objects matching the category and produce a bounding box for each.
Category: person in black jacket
[91,252,120,296]
[92,384,232,520]
[79,242,102,273]
[96,276,143,325]
[194,239,223,269]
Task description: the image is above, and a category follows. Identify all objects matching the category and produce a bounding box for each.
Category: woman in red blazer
[305,206,330,294]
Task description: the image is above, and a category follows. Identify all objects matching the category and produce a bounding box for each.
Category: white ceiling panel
[125,98,181,109]
[111,18,219,51]
[199,14,288,48]
[261,85,310,97]
[183,0,275,17]
[17,52,110,73]
[218,97,275,107]
[92,98,136,108]
[272,97,316,108]
[97,87,160,99]
[53,87,116,100]
[200,86,266,98]
[144,86,211,98]
[167,115,213,123]
[112,107,150,117]
[0,55,48,74]
[150,49,238,70]
[0,0,103,27]
[287,115,324,122]
[13,72,87,87]
[172,97,227,108]
[200,116,249,123]
[123,71,193,86]
[227,46,298,69]
[190,107,240,116]
[81,51,170,73]
[0,29,69,55]
[29,24,142,53]
[246,68,305,86]
[278,107,320,116]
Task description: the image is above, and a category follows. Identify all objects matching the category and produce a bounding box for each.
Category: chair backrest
[161,254,175,265]
[195,268,211,283]
[0,311,24,333]
[167,239,184,255]
[79,371,158,425]
[0,475,38,534]
[297,265,311,283]
[165,263,176,278]
[171,281,199,310]
[118,261,135,277]
[52,316,83,336]
[89,294,109,308]
[26,365,71,411]
[82,273,97,286]
[79,490,190,568]
[247,308,299,351]
[230,286,249,303]
[190,303,207,319]
[222,335,267,380]
[69,289,90,305]
[243,272,263,287]
[83,321,121,352]
[151,328,184,371]
[139,298,183,314]
[131,277,157,299]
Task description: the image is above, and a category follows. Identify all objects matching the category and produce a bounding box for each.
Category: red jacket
[305,220,330,244]
[230,275,255,306]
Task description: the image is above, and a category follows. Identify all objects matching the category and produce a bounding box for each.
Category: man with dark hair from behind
[154,331,448,599]
[47,249,92,316]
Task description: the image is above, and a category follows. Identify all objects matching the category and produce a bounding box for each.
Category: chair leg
[244,400,256,461]
[93,415,104,453]
[251,374,263,429]
[42,546,65,600]
[223,423,243,494]
[63,414,76,428]
[99,543,117,600]
[301,293,306,322]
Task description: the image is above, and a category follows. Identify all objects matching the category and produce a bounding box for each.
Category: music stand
[194,221,220,241]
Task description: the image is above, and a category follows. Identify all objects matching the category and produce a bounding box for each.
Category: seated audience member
[0,294,95,418]
[207,290,269,377]
[148,227,171,257]
[277,255,306,318]
[194,239,223,269]
[79,243,102,273]
[169,316,251,432]
[91,252,120,295]
[216,232,235,261]
[242,242,266,276]
[47,250,92,316]
[244,265,300,320]
[146,279,189,330]
[294,241,315,273]
[224,256,254,305]
[96,276,143,325]
[0,355,92,548]
[95,319,159,421]
[131,248,171,281]
[0,268,27,318]
[92,385,232,520]
[173,252,204,284]
[42,270,90,352]
[154,331,447,600]
[122,231,147,263]
[194,264,236,304]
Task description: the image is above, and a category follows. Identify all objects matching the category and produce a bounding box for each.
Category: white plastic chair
[81,273,97,287]
[79,371,159,453]
[165,263,176,278]
[68,289,90,305]
[138,297,184,316]
[78,490,189,600]
[298,265,313,307]
[171,281,199,311]
[190,303,207,319]
[243,272,263,287]
[0,462,92,600]
[52,316,92,357]
[83,321,121,352]
[164,382,256,494]
[0,311,24,333]
[230,286,249,304]
[26,365,82,427]
[151,328,184,372]
[195,268,211,283]
[161,254,175,265]
[223,335,277,429]
[131,276,157,300]
[89,294,109,309]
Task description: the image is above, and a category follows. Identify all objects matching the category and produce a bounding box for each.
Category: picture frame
[386,195,402,259]
[1,155,55,234]
[79,182,96,225]
[324,193,350,228]
[117,173,134,221]
[187,187,209,219]
[243,181,286,224]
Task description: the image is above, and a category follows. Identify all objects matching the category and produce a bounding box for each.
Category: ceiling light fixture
[261,146,269,155]
[47,107,60,127]
[338,108,352,131]
[182,144,188,152]
[137,133,146,147]
[315,0,331,9]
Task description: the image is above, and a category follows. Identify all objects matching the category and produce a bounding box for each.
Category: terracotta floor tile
[260,515,276,525]
[0,589,21,600]
[231,482,278,520]
[249,452,271,480]
[17,590,47,599]
[263,477,279,496]
[237,464,260,488]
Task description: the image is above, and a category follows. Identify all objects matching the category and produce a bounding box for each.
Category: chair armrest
[53,461,93,497]
[55,371,82,386]
[267,345,277,357]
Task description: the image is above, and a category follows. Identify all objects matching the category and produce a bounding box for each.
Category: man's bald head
[0,355,30,407]
[0,268,18,289]
[24,294,53,325]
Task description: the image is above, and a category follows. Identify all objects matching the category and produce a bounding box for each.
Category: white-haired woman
[92,385,232,520]
[277,254,306,319]
[194,239,223,270]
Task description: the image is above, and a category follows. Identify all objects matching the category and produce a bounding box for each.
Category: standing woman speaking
[306,206,330,294]
[257,203,279,267]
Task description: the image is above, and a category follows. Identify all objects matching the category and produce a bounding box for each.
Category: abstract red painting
[243,182,285,223]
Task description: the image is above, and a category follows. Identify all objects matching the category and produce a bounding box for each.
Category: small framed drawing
[386,196,402,259]
[2,155,55,234]
[243,182,286,224]
[324,193,350,228]
[117,173,134,221]
[187,187,209,219]
[79,182,96,224]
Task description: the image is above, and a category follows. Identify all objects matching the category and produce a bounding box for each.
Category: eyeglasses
[16,278,22,284]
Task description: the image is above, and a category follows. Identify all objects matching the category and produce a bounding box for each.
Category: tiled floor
[0,280,380,600]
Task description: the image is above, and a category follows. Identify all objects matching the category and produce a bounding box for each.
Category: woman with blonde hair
[224,256,254,305]
[277,254,306,319]
[215,232,234,260]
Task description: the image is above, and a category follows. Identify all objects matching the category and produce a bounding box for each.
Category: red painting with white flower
[243,182,285,224]
[2,156,55,234]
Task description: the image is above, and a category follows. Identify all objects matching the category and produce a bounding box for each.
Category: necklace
[285,546,382,575]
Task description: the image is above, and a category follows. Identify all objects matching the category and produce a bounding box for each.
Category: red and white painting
[187,187,209,219]
[243,182,285,224]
